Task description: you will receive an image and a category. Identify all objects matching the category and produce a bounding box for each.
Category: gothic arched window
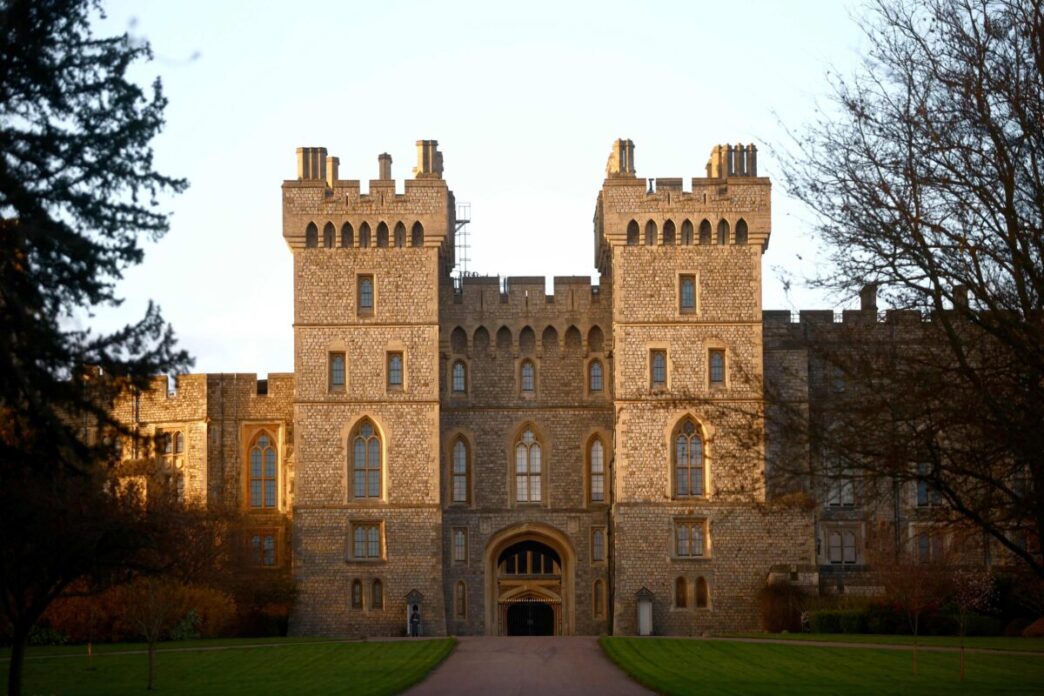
[589,439,605,504]
[589,360,604,393]
[351,419,381,499]
[673,419,704,497]
[520,360,535,393]
[452,361,467,393]
[515,429,542,503]
[452,438,470,504]
[305,222,318,248]
[248,431,277,509]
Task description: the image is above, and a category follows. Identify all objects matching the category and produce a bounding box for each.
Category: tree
[778,0,1044,576]
[0,1,189,693]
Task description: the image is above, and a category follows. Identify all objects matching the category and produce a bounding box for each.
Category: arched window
[696,577,709,608]
[452,361,467,393]
[351,419,381,499]
[411,221,424,247]
[626,220,639,246]
[589,439,605,503]
[699,219,711,245]
[663,219,676,245]
[305,222,318,248]
[735,218,748,245]
[394,222,406,247]
[174,431,185,454]
[515,429,541,503]
[371,579,383,609]
[681,219,694,245]
[351,579,362,609]
[594,579,605,618]
[455,581,467,618]
[452,439,470,503]
[323,222,335,248]
[248,431,277,509]
[592,528,606,562]
[359,222,371,248]
[376,222,389,247]
[675,577,688,608]
[341,222,354,247]
[717,219,729,244]
[589,360,603,393]
[674,419,704,497]
[651,350,667,388]
[357,276,374,315]
[520,360,535,393]
[645,220,657,246]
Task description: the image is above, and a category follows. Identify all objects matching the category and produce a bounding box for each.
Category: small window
[650,350,667,389]
[173,431,185,454]
[626,220,639,246]
[675,576,688,608]
[453,528,468,563]
[520,360,535,393]
[305,222,318,248]
[452,361,467,393]
[592,527,606,562]
[696,577,709,608]
[351,579,363,609]
[411,221,424,247]
[681,219,694,245]
[675,520,706,558]
[645,220,657,246]
[452,439,470,503]
[359,222,371,248]
[594,579,605,618]
[394,222,406,247]
[371,579,384,609]
[376,222,389,247]
[663,219,676,245]
[329,352,346,391]
[698,219,711,245]
[387,352,404,390]
[323,222,335,248]
[680,275,696,313]
[455,581,467,619]
[735,218,748,245]
[358,275,374,315]
[589,440,605,504]
[249,532,277,567]
[709,349,725,386]
[916,462,942,506]
[341,222,354,247]
[352,522,382,559]
[827,469,855,507]
[589,360,603,393]
[717,219,729,245]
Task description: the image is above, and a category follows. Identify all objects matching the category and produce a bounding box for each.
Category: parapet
[706,143,758,178]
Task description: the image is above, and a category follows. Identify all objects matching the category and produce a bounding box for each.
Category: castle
[118,139,962,637]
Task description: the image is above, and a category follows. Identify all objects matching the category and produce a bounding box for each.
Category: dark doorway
[506,602,554,635]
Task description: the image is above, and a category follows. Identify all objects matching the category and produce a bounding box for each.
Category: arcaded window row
[625,217,749,246]
[304,220,424,248]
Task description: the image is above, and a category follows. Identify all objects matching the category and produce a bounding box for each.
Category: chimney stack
[378,153,392,180]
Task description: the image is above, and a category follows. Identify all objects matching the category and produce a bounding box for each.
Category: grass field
[600,637,1044,696]
[723,632,1044,652]
[4,638,456,695]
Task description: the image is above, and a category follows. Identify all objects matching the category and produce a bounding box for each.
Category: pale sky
[87,0,869,375]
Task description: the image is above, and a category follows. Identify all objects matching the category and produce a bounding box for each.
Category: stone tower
[594,140,811,633]
[282,143,455,636]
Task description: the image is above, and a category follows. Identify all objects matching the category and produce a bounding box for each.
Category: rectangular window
[357,275,374,315]
[827,469,855,507]
[329,352,346,391]
[708,349,725,386]
[351,523,382,560]
[916,462,942,506]
[675,520,706,558]
[455,582,467,619]
[827,530,857,565]
[387,352,403,390]
[679,274,696,313]
[651,350,667,388]
[592,528,606,563]
[249,531,278,567]
[453,528,468,563]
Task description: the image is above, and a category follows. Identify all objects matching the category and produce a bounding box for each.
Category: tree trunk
[912,614,919,676]
[7,622,29,696]
[147,641,156,691]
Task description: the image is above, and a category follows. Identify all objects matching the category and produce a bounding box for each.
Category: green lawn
[723,632,1044,652]
[6,638,456,695]
[600,637,1044,696]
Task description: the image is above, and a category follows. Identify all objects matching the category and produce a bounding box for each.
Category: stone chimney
[326,156,339,187]
[413,140,443,178]
[296,147,327,180]
[859,283,878,312]
[605,139,636,178]
[378,153,392,180]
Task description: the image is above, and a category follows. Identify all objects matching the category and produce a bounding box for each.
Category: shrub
[757,581,804,633]
[808,610,843,633]
[865,603,905,634]
[839,609,867,634]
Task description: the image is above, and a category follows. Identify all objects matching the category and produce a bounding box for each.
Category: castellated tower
[595,140,813,634]
[282,142,454,636]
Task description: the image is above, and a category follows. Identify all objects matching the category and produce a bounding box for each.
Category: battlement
[283,141,455,253]
[450,275,604,305]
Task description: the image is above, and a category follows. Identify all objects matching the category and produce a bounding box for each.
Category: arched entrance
[484,524,575,635]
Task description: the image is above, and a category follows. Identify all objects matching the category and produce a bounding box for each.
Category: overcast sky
[87,0,869,375]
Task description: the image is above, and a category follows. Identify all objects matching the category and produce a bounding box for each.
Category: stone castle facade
[119,139,960,637]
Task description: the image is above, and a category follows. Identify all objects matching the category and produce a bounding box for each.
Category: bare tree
[953,567,995,680]
[778,0,1044,576]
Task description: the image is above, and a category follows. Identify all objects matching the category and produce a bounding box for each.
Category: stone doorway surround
[484,522,575,636]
